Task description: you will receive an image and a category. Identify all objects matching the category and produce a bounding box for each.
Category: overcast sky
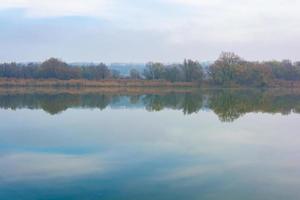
[0,0,299,62]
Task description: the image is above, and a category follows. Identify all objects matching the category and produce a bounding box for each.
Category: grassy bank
[0,78,300,88]
[0,78,199,88]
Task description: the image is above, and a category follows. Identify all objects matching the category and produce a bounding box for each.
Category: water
[0,88,300,200]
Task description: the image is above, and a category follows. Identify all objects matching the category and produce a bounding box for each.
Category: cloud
[0,0,113,18]
[0,152,107,182]
[163,0,300,42]
[1,0,299,39]
[0,0,300,61]
[165,0,224,7]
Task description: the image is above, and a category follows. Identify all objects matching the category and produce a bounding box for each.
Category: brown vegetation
[0,78,198,87]
[0,78,300,88]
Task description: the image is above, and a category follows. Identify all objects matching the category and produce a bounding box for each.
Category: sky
[0,0,300,62]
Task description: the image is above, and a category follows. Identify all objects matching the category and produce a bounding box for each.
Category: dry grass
[0,78,300,89]
[0,78,199,87]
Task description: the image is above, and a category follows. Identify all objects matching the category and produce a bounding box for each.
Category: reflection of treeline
[0,90,300,122]
[0,93,121,115]
[209,90,300,121]
[143,93,203,114]
[1,52,300,87]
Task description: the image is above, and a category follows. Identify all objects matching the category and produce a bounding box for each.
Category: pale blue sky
[0,0,300,62]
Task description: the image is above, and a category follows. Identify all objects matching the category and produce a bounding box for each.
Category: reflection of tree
[142,93,203,114]
[208,89,300,122]
[209,95,244,122]
[182,93,203,114]
[0,94,80,114]
[264,95,300,115]
[80,94,114,110]
[129,95,141,104]
[0,93,115,114]
[39,94,80,114]
[0,89,299,122]
[143,95,165,111]
[208,90,250,122]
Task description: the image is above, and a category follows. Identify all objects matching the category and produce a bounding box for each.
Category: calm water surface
[0,88,300,200]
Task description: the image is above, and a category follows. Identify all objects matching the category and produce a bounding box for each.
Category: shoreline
[0,78,300,88]
[0,78,198,88]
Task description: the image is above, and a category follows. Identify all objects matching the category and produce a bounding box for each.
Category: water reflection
[0,88,300,199]
[0,88,299,121]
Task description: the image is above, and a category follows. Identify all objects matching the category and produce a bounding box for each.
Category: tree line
[1,52,300,87]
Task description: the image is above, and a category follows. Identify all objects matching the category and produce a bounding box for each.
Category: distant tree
[2,52,300,86]
[95,63,111,79]
[23,63,40,79]
[182,59,204,82]
[130,69,141,79]
[111,69,121,79]
[82,63,111,80]
[164,65,183,82]
[232,61,272,87]
[0,63,20,78]
[39,58,80,80]
[40,58,67,79]
[208,52,244,85]
[295,62,300,80]
[143,62,165,80]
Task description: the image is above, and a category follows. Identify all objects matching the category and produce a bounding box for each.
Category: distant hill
[109,63,146,76]
[69,62,146,76]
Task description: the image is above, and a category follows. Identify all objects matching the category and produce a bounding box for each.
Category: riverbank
[0,78,199,87]
[0,78,300,88]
